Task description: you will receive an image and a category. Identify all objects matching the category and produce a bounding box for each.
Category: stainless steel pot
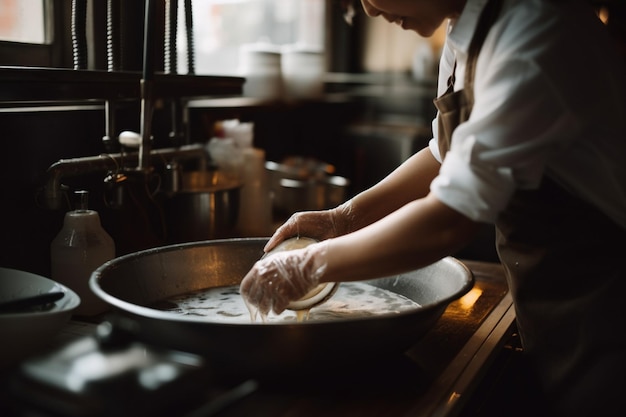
[90,238,473,378]
[163,171,241,243]
[266,158,350,215]
[279,175,350,214]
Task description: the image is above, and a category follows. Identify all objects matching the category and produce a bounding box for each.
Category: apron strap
[433,0,504,159]
[463,0,505,107]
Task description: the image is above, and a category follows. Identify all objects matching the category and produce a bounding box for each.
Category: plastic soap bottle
[51,190,115,316]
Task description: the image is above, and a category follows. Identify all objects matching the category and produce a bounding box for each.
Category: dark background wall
[0,98,365,277]
[1,0,624,277]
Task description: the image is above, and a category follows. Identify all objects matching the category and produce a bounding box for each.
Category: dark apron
[433,1,626,415]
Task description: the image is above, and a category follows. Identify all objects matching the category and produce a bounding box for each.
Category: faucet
[41,0,211,210]
[42,143,208,210]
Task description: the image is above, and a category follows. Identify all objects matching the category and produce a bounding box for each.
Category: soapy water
[149,282,421,323]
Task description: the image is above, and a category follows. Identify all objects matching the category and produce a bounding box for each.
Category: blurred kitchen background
[0,0,624,277]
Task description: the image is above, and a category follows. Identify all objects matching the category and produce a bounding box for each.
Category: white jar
[239,43,283,101]
[237,147,272,237]
[51,192,115,316]
[281,44,325,100]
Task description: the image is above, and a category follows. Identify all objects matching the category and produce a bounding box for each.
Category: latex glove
[264,200,356,252]
[240,241,329,319]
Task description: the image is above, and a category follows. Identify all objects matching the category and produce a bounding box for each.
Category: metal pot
[279,175,350,214]
[266,158,350,215]
[164,171,241,243]
[90,238,473,378]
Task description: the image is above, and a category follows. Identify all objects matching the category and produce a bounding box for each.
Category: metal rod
[142,0,156,82]
[102,100,119,152]
[139,0,156,170]
[139,79,154,170]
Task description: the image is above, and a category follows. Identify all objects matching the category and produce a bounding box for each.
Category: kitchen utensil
[281,44,325,100]
[239,42,283,100]
[164,170,241,243]
[0,268,80,368]
[90,238,473,378]
[0,291,64,314]
[265,158,350,215]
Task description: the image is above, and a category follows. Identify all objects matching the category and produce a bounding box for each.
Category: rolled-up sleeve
[430,55,573,223]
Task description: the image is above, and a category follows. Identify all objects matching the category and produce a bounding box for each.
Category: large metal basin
[91,238,473,377]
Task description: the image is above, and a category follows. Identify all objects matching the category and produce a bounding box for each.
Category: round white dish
[0,267,80,368]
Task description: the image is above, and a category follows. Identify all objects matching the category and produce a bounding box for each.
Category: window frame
[0,0,71,68]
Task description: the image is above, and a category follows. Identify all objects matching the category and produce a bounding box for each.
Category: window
[0,0,327,74]
[0,0,66,68]
[177,0,326,75]
[0,0,46,44]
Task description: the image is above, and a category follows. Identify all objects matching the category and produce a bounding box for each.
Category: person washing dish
[240,1,626,415]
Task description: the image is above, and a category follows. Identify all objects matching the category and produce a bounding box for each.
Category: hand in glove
[265,200,356,253]
[240,241,329,318]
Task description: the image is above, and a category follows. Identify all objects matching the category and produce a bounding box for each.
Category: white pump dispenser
[51,190,115,316]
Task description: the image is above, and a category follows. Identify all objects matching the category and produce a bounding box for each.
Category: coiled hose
[184,0,195,74]
[71,0,88,70]
[106,0,121,71]
[165,0,178,74]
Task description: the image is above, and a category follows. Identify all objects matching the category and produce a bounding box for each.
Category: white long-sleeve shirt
[429,0,626,228]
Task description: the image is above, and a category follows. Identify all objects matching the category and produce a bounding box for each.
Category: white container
[412,41,437,82]
[281,44,325,100]
[239,43,283,101]
[238,147,272,237]
[51,191,115,316]
[206,136,244,182]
